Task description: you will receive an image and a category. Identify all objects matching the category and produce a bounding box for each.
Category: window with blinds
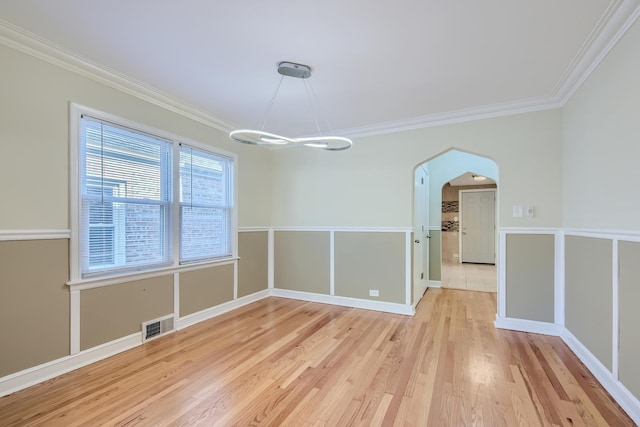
[179,145,233,263]
[77,112,234,278]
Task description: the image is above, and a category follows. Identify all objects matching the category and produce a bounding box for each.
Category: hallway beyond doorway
[441,261,496,292]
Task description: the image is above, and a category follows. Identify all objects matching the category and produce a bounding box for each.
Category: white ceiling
[1,1,639,138]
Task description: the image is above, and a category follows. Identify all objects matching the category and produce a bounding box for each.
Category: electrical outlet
[369,289,379,297]
[453,253,458,258]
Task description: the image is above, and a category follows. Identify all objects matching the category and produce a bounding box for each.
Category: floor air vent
[142,315,175,342]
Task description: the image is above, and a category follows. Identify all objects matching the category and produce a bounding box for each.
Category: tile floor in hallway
[441,261,496,292]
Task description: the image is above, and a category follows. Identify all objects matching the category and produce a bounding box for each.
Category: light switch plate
[513,205,523,218]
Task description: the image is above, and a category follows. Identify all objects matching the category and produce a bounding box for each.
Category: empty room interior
[1,1,640,425]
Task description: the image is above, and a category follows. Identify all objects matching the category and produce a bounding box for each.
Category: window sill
[67,257,239,291]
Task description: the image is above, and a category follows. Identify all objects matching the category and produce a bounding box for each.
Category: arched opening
[413,148,499,306]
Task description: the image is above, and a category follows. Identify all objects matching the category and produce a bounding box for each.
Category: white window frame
[69,103,238,284]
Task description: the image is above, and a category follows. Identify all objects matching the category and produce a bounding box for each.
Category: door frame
[458,188,497,264]
[413,166,429,306]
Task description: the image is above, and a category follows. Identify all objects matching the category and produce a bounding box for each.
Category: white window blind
[179,145,233,263]
[74,107,236,281]
[80,116,172,276]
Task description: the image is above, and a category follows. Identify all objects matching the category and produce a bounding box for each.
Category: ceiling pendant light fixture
[229,61,352,151]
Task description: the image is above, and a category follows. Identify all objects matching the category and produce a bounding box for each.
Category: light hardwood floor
[441,262,497,292]
[0,289,633,426]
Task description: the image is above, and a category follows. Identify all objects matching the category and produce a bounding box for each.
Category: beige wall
[334,232,406,304]
[270,110,562,229]
[0,240,70,376]
[618,240,640,401]
[0,38,272,375]
[505,234,555,323]
[238,231,269,297]
[180,264,235,316]
[562,17,640,230]
[2,11,640,413]
[274,231,330,294]
[0,44,274,230]
[81,276,173,350]
[564,236,612,371]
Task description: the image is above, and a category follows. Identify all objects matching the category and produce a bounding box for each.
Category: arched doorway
[413,149,499,305]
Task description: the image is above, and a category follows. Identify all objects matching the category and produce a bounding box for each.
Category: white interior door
[413,167,429,305]
[460,190,495,264]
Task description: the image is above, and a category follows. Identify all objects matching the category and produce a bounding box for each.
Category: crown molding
[0,19,234,133]
[556,0,640,105]
[340,1,640,139]
[2,1,640,140]
[340,96,562,139]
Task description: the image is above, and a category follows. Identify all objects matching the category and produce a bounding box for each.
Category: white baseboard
[176,289,270,330]
[0,290,271,398]
[561,329,640,425]
[0,332,141,398]
[270,288,415,316]
[495,318,640,424]
[494,316,563,336]
[0,288,410,397]
[428,280,442,288]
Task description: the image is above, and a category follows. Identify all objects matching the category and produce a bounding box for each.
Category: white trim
[270,289,415,316]
[0,229,70,241]
[173,272,180,319]
[329,230,335,296]
[340,97,561,139]
[233,261,238,300]
[69,103,82,281]
[1,3,639,143]
[1,287,420,398]
[70,290,80,355]
[612,239,619,380]
[0,332,141,398]
[428,225,441,231]
[67,258,238,291]
[405,231,412,306]
[68,102,238,284]
[494,316,563,336]
[176,289,269,330]
[238,227,271,232]
[561,328,640,425]
[494,317,640,425]
[554,232,565,326]
[564,228,640,241]
[0,21,232,133]
[268,229,274,289]
[558,2,640,105]
[428,280,442,288]
[272,226,412,233]
[498,231,507,318]
[498,227,563,234]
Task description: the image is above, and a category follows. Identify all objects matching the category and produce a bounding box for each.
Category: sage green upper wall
[0,44,274,230]
[270,109,562,228]
[562,17,640,230]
